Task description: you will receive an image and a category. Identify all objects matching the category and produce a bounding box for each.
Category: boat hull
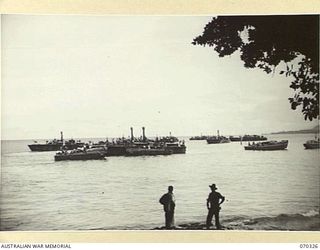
[165,146,186,154]
[164,142,186,154]
[54,152,105,161]
[189,136,208,140]
[241,136,268,141]
[29,144,62,151]
[125,148,172,156]
[106,145,127,156]
[28,143,84,152]
[106,142,187,156]
[207,139,230,144]
[244,140,288,151]
[206,139,220,144]
[303,143,320,149]
[229,137,242,142]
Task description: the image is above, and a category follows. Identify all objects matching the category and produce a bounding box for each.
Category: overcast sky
[2,15,318,140]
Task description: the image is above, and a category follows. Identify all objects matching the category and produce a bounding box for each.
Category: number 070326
[300,244,319,248]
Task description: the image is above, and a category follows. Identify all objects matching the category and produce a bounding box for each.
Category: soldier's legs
[214,211,221,229]
[165,211,174,229]
[169,211,174,228]
[206,209,214,229]
[165,212,170,229]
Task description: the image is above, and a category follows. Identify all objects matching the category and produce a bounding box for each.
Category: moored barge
[54,149,105,161]
[244,140,288,151]
[28,132,84,151]
[303,138,320,149]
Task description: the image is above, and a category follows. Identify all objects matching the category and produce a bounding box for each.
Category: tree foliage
[192,15,319,121]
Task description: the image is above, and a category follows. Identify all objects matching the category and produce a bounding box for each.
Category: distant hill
[271,125,319,134]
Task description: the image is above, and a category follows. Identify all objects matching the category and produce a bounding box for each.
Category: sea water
[1,134,319,230]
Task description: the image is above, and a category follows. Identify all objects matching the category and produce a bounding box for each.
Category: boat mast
[142,127,146,142]
[130,127,134,142]
[60,131,63,143]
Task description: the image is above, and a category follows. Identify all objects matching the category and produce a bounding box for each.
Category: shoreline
[153,213,320,231]
[1,214,319,231]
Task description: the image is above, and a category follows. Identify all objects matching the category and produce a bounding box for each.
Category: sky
[1,15,318,140]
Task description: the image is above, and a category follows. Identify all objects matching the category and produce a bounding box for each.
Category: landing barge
[28,132,84,151]
[244,140,288,151]
[54,149,105,161]
[303,138,320,149]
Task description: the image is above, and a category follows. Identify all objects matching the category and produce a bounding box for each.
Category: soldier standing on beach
[206,184,225,230]
[159,186,176,229]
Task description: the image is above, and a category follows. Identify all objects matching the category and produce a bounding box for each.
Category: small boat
[303,138,320,149]
[244,140,288,151]
[54,149,105,161]
[125,147,172,156]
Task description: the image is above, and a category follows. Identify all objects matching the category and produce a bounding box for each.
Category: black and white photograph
[1,14,319,232]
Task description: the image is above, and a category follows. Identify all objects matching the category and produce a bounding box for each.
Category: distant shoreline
[270,131,317,135]
[270,130,319,135]
[2,125,319,141]
[270,125,319,135]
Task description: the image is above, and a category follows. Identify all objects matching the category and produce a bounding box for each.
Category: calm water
[1,134,319,230]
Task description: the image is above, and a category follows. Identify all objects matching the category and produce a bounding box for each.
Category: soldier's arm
[206,195,210,209]
[219,195,225,205]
